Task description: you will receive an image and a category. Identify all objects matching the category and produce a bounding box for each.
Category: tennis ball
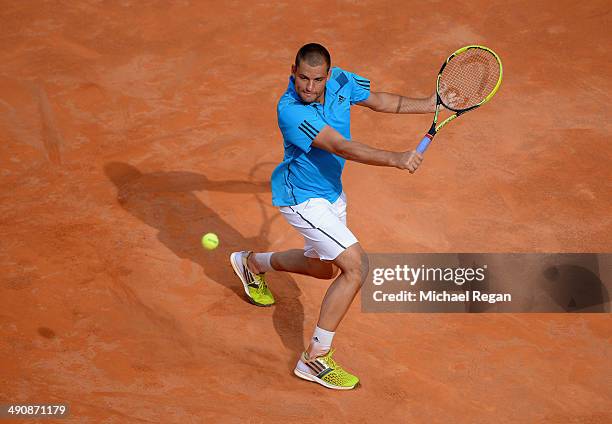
[201,233,219,250]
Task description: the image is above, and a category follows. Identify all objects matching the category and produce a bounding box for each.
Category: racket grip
[416,134,433,154]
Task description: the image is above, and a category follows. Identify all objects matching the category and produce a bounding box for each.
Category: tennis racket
[416,45,503,154]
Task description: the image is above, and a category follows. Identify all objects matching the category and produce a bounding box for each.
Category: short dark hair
[295,43,331,72]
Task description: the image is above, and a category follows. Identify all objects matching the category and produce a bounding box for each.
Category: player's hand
[395,150,423,173]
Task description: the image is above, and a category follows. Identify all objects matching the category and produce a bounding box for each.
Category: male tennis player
[231,43,440,390]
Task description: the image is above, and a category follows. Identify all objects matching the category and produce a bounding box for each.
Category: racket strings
[439,48,500,110]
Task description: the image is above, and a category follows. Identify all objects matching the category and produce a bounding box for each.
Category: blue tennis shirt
[271,66,371,206]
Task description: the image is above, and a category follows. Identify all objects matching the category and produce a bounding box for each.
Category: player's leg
[312,243,368,332]
[289,194,364,390]
[309,191,363,331]
[247,249,339,279]
[294,244,367,391]
[230,197,345,307]
[230,249,337,306]
[230,247,339,307]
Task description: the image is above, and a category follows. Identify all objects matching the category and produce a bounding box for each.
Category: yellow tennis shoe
[229,251,275,307]
[294,348,359,390]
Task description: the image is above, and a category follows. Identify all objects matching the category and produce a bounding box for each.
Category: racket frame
[417,45,503,153]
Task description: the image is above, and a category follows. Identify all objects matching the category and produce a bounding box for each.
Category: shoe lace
[322,348,343,371]
[253,274,268,293]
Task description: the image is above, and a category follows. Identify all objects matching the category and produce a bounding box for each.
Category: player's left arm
[357,91,437,114]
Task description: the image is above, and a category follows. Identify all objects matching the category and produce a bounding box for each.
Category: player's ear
[291,64,296,75]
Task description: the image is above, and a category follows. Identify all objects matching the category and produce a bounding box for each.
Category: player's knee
[349,249,369,286]
[336,244,369,285]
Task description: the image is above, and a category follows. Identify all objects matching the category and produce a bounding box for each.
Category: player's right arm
[312,126,422,173]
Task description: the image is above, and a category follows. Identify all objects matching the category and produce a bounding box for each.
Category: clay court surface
[1,1,611,423]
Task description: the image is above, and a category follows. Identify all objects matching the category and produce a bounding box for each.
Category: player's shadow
[104,162,305,365]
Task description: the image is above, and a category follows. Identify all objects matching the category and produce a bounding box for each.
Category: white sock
[251,252,273,273]
[309,326,335,358]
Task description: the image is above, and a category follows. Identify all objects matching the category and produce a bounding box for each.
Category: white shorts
[279,192,358,261]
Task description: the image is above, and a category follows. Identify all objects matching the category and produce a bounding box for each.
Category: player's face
[292,62,329,104]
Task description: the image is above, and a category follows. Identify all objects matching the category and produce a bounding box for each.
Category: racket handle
[416,134,433,154]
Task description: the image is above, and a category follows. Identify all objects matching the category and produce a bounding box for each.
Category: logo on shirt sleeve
[298,120,320,141]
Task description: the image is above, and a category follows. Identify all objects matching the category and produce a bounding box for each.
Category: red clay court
[1,1,611,423]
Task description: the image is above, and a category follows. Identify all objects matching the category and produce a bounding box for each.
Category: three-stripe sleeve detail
[298,120,320,141]
[354,77,370,90]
